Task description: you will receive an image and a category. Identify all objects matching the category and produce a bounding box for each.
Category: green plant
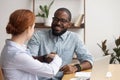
[97,36,120,64]
[36,0,54,18]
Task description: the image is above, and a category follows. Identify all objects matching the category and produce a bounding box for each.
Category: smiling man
[27,8,93,80]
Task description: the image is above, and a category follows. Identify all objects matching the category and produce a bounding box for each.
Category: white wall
[0,0,120,58]
[86,0,120,58]
[0,0,32,52]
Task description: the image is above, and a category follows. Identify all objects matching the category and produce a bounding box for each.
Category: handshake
[33,52,56,63]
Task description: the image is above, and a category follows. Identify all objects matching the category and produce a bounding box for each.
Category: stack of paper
[75,72,91,78]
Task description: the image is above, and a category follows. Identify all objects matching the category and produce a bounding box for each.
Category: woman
[0,9,62,80]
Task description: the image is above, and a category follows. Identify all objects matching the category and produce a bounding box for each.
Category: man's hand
[60,65,78,74]
[33,56,45,62]
[33,52,57,63]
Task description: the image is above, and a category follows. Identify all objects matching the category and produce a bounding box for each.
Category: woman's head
[6,9,35,36]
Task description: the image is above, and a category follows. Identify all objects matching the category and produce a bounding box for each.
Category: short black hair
[54,8,72,21]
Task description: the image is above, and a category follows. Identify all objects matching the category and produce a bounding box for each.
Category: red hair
[6,9,35,35]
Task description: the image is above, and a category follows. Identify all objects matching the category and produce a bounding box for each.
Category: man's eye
[61,19,67,22]
[53,17,68,23]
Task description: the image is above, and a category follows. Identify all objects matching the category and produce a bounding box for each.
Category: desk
[62,64,120,80]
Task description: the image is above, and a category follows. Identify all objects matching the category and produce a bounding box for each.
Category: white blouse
[0,39,62,80]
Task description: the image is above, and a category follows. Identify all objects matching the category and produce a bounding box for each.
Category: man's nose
[56,20,61,25]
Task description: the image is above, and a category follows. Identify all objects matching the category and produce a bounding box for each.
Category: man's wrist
[74,64,82,72]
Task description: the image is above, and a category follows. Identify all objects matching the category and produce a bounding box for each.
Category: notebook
[71,55,111,80]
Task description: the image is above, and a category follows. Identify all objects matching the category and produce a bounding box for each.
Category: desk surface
[62,64,120,80]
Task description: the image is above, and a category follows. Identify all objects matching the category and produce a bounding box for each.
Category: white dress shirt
[0,39,62,80]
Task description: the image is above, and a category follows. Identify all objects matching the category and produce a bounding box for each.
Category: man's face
[51,11,71,36]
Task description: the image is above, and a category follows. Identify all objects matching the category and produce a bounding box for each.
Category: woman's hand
[47,52,56,58]
[45,52,57,63]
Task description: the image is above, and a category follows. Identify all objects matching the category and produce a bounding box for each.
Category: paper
[75,72,91,78]
[75,72,112,78]
[70,77,89,80]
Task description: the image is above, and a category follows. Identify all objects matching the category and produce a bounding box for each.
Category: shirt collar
[6,39,27,51]
[49,30,69,41]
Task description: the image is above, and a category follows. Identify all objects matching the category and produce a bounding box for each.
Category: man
[27,8,93,80]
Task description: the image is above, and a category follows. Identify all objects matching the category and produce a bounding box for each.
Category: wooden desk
[62,64,120,80]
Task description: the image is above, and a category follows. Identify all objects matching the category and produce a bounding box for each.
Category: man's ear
[68,22,72,28]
